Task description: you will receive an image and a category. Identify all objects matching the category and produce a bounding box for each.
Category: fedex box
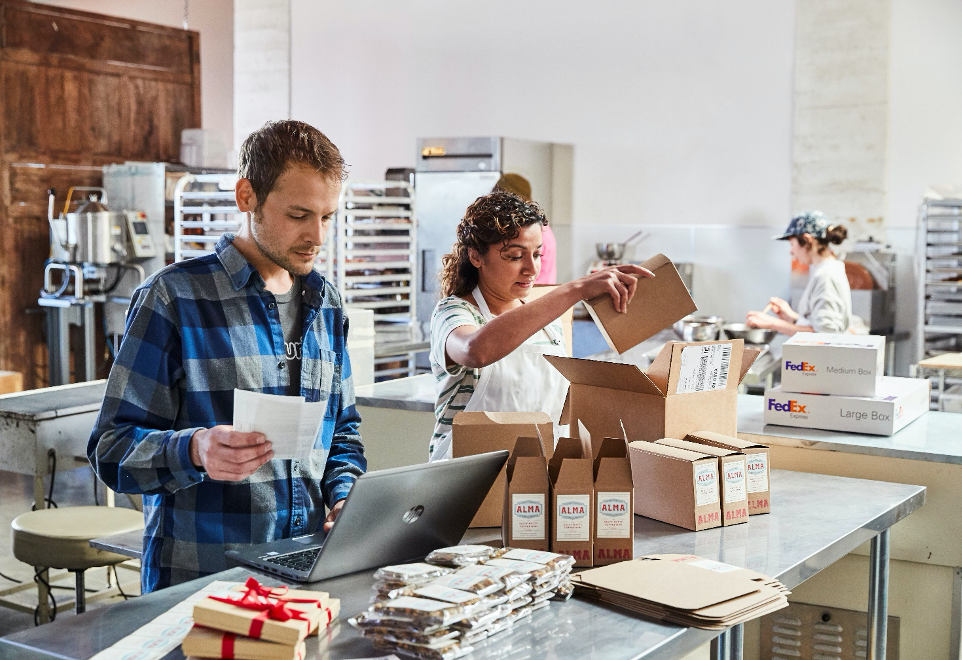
[764,377,930,436]
[453,412,553,527]
[502,436,551,551]
[655,438,748,526]
[545,339,761,443]
[684,431,771,515]
[627,441,722,531]
[781,333,885,397]
[548,436,594,567]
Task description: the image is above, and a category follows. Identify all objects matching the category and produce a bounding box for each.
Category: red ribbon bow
[209,577,323,640]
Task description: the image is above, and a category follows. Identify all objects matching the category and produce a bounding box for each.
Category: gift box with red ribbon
[191,577,339,648]
[182,625,307,660]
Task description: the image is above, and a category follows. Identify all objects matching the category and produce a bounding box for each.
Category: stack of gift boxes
[350,545,575,659]
[182,577,340,660]
[764,333,929,435]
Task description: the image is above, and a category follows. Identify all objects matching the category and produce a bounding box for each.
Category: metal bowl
[722,323,777,345]
[596,242,626,261]
[672,315,724,342]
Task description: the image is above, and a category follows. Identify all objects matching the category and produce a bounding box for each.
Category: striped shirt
[429,295,563,460]
[88,234,366,593]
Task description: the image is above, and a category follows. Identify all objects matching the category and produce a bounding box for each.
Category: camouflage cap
[773,210,830,240]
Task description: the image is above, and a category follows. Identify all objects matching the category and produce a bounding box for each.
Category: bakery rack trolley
[173,173,243,262]
[334,181,422,379]
[915,196,962,409]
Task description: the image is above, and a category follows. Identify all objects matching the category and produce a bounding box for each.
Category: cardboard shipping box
[684,431,771,515]
[627,441,721,531]
[548,435,594,566]
[452,411,553,527]
[502,436,551,551]
[584,253,698,354]
[592,435,634,565]
[764,377,930,436]
[546,339,761,442]
[781,333,885,397]
[656,438,748,526]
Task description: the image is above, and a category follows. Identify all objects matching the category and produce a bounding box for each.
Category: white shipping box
[763,377,930,436]
[781,333,885,397]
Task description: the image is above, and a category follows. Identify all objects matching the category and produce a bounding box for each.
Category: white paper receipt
[511,494,546,540]
[723,460,747,503]
[596,492,632,538]
[746,452,769,493]
[694,463,719,506]
[676,344,732,394]
[555,494,591,542]
[232,389,326,460]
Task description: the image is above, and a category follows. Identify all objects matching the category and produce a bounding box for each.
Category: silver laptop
[225,451,508,582]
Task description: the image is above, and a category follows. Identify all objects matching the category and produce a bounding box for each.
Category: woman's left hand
[746,311,776,329]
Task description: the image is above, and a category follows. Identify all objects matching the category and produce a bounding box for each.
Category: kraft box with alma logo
[548,432,594,567]
[502,435,551,551]
[780,333,885,397]
[627,441,721,531]
[763,377,930,436]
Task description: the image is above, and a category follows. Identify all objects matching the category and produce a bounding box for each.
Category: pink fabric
[535,224,557,284]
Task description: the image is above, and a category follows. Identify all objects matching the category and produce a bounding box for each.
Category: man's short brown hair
[238,120,348,209]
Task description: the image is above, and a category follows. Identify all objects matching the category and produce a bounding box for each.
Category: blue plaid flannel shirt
[88,235,366,593]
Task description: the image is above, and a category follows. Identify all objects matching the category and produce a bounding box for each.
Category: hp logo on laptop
[403,505,425,524]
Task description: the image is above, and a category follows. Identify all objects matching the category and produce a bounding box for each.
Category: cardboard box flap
[628,440,715,462]
[594,436,630,478]
[664,340,745,394]
[583,254,698,354]
[738,347,762,386]
[646,342,675,394]
[549,436,588,481]
[545,355,664,397]
[685,431,768,451]
[656,437,741,458]
[573,559,759,612]
[511,436,546,461]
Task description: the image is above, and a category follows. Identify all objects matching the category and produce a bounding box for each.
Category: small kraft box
[452,411,553,527]
[627,441,721,531]
[546,339,761,442]
[182,625,307,660]
[592,435,634,565]
[583,253,697,354]
[684,431,771,515]
[781,333,885,397]
[548,435,594,566]
[763,377,930,436]
[502,435,551,551]
[656,438,748,526]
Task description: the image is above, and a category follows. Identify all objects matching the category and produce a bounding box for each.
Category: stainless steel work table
[2,470,924,660]
[0,380,106,509]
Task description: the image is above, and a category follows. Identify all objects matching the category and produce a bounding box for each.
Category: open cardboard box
[546,339,761,443]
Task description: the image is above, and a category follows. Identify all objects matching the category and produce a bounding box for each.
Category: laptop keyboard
[263,546,322,572]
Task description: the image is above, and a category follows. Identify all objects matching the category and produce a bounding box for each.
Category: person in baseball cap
[746,211,854,335]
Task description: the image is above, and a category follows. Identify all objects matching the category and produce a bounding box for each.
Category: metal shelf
[918,199,962,363]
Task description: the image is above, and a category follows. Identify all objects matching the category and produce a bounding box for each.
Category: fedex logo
[768,398,807,413]
[784,360,816,372]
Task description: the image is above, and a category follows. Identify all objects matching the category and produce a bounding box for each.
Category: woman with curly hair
[428,191,653,461]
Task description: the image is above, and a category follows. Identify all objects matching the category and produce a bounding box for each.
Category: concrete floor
[0,466,141,636]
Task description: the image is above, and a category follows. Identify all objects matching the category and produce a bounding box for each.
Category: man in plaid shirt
[88,120,366,592]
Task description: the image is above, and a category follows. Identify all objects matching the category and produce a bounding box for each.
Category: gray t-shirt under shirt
[274,279,302,394]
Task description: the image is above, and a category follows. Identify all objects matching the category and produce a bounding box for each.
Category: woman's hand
[767,297,798,322]
[574,264,654,314]
[745,311,777,330]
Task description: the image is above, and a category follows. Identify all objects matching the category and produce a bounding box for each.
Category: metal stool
[11,505,143,622]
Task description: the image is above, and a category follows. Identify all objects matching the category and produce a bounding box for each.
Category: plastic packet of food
[455,564,527,590]
[498,549,577,572]
[370,596,469,629]
[450,605,510,632]
[373,563,453,584]
[551,579,575,602]
[462,616,514,646]
[372,637,475,660]
[503,582,533,601]
[360,626,461,647]
[483,558,556,585]
[427,573,504,597]
[504,594,533,611]
[425,544,496,567]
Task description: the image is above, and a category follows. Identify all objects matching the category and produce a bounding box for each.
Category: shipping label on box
[763,377,930,436]
[549,434,594,567]
[546,339,761,445]
[593,435,635,565]
[656,438,748,526]
[627,441,721,531]
[684,431,771,514]
[502,436,551,551]
[781,333,885,397]
[453,411,553,527]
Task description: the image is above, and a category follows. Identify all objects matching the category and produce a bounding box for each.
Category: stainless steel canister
[65,197,127,264]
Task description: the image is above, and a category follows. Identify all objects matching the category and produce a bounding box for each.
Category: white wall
[289,0,795,233]
[28,0,234,151]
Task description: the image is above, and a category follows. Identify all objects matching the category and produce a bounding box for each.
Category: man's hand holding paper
[232,389,327,461]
